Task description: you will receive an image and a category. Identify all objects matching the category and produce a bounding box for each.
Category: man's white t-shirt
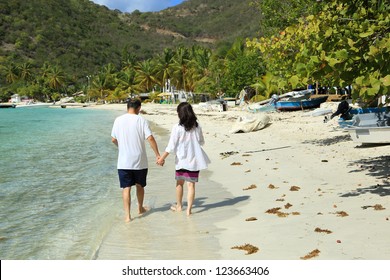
[111,114,152,170]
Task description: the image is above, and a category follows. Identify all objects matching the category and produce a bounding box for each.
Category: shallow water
[0,107,243,260]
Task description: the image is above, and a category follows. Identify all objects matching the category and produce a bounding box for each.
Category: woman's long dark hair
[177,102,198,131]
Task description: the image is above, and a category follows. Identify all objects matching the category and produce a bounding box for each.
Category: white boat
[344,112,390,144]
[15,100,53,108]
[345,126,390,144]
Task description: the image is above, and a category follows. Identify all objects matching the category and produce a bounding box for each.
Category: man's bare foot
[186,210,192,216]
[124,216,131,223]
[170,204,182,212]
[138,206,149,215]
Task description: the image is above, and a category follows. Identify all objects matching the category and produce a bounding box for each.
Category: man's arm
[147,135,160,159]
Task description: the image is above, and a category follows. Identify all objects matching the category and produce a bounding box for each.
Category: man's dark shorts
[118,169,148,188]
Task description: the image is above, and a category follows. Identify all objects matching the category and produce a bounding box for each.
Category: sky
[90,0,185,13]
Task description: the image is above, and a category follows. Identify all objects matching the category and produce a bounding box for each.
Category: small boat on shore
[0,103,16,108]
[275,96,328,111]
[15,100,53,108]
[248,89,314,113]
[344,112,390,144]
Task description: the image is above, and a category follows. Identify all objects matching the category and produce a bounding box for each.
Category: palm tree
[155,48,175,91]
[135,59,158,92]
[3,63,19,84]
[47,65,65,91]
[90,73,113,100]
[189,46,213,92]
[171,47,191,91]
[19,62,34,82]
[116,68,139,95]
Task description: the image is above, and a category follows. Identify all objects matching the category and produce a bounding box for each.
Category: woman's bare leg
[187,182,195,216]
[172,180,184,211]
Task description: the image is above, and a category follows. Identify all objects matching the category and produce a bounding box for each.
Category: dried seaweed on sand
[300,249,320,260]
[231,162,242,166]
[335,211,349,217]
[231,244,259,255]
[284,203,293,209]
[245,217,257,221]
[220,151,238,159]
[243,184,257,190]
[315,227,332,234]
[268,184,278,189]
[266,207,281,214]
[362,204,386,210]
[290,186,300,191]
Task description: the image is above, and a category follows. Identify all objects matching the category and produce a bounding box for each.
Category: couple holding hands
[111,99,210,222]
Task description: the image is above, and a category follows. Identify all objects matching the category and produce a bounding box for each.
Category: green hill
[0,0,261,80]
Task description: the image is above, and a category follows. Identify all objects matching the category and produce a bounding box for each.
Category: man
[111,98,161,222]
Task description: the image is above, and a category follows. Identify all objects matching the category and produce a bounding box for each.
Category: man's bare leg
[187,182,195,216]
[122,187,131,222]
[136,184,148,215]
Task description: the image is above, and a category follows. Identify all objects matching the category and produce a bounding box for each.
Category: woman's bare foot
[186,209,192,216]
[170,204,182,212]
[124,216,131,223]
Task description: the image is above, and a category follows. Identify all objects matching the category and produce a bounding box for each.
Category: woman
[157,102,210,215]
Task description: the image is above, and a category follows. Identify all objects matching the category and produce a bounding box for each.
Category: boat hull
[0,103,16,108]
[345,126,390,144]
[275,96,328,111]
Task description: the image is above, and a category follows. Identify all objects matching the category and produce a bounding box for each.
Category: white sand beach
[94,102,389,260]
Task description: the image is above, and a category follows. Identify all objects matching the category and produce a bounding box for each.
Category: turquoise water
[0,107,123,259]
[0,106,241,260]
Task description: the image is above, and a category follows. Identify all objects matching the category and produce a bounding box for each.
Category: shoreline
[93,102,389,260]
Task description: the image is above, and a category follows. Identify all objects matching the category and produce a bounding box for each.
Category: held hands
[156,156,165,166]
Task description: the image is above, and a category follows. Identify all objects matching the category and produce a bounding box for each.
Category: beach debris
[220,151,238,159]
[243,184,257,190]
[321,159,328,162]
[291,212,300,215]
[265,207,289,217]
[337,240,342,243]
[276,198,285,202]
[245,145,291,154]
[362,204,386,210]
[284,203,293,209]
[266,207,281,214]
[268,184,278,189]
[290,186,300,191]
[276,212,289,217]
[245,169,251,173]
[242,154,251,157]
[245,217,258,221]
[335,211,349,217]
[315,227,333,234]
[231,162,242,166]
[300,249,321,260]
[231,244,259,255]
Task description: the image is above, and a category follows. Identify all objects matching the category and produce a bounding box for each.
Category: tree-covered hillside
[0,0,261,81]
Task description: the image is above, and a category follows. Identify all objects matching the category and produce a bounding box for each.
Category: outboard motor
[331,100,352,120]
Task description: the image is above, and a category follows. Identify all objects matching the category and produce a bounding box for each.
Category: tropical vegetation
[0,0,388,105]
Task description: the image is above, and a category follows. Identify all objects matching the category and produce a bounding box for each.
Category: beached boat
[344,112,390,144]
[338,106,389,128]
[248,89,313,113]
[15,100,53,108]
[275,96,328,111]
[0,103,16,108]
